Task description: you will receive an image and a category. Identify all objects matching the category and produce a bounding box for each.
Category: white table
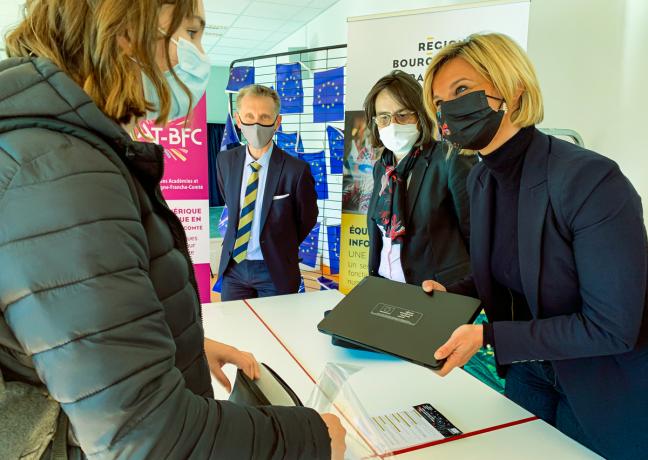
[202,300,315,402]
[203,291,601,459]
[202,299,377,457]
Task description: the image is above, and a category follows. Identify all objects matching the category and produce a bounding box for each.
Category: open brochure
[307,363,463,459]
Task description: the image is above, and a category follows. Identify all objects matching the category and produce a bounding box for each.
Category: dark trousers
[220,259,281,301]
[505,361,601,455]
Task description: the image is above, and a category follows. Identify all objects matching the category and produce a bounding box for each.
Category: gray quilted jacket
[0,57,331,459]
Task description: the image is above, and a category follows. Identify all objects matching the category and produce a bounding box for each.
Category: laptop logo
[371,303,423,326]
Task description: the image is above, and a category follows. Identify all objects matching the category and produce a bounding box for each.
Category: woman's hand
[204,338,260,392]
[422,280,482,376]
[320,413,347,460]
[434,324,483,377]
[422,279,447,293]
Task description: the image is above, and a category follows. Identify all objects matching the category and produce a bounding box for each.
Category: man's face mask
[239,118,278,149]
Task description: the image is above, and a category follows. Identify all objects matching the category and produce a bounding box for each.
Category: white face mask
[143,32,211,121]
[378,122,420,155]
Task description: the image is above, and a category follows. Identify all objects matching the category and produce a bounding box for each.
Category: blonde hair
[4,0,197,126]
[236,84,281,115]
[423,33,543,128]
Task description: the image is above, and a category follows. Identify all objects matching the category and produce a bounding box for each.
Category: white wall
[205,66,230,124]
[268,0,648,220]
[528,0,648,219]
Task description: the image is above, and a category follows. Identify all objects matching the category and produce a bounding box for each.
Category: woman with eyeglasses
[364,70,477,287]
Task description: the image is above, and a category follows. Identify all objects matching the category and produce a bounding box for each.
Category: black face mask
[437,90,507,150]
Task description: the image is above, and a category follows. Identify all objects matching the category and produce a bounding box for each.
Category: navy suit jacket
[450,129,648,459]
[216,145,318,293]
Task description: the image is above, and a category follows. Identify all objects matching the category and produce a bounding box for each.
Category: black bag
[229,363,302,407]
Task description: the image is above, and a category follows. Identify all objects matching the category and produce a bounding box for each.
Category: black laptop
[317,276,482,369]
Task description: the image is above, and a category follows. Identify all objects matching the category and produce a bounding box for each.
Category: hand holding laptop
[433,324,484,376]
[422,280,483,377]
[319,276,482,370]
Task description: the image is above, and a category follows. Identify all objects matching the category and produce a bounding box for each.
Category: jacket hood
[0,57,126,141]
[0,57,165,184]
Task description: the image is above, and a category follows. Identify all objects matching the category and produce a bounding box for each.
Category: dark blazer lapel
[259,144,285,233]
[406,145,434,220]
[367,162,381,222]
[471,165,496,308]
[518,129,551,317]
[228,146,246,226]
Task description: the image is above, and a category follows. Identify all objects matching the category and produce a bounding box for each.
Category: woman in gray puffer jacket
[0,0,345,458]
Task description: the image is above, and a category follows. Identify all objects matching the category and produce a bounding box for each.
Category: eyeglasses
[372,110,417,128]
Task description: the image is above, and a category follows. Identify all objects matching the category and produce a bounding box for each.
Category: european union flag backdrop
[313,67,344,123]
[327,225,340,274]
[226,66,254,92]
[299,223,320,268]
[326,125,344,174]
[276,63,304,114]
[220,113,241,151]
[275,131,303,158]
[299,151,328,200]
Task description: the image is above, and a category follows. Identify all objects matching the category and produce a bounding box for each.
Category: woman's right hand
[422,280,447,293]
[320,413,346,460]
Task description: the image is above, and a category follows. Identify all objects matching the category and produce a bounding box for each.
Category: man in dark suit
[216,85,318,301]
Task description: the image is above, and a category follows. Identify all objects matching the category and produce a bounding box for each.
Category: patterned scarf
[372,148,421,244]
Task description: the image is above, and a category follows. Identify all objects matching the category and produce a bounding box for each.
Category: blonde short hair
[423,33,543,128]
[236,84,281,115]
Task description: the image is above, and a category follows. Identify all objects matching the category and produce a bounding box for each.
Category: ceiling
[204,0,339,66]
[0,0,340,64]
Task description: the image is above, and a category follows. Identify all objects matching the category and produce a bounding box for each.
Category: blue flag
[276,63,304,114]
[212,276,223,293]
[299,151,329,200]
[327,224,340,275]
[326,125,344,174]
[213,206,230,293]
[276,130,303,158]
[218,206,229,238]
[220,113,241,151]
[226,66,254,92]
[313,67,344,123]
[299,222,320,268]
[318,276,339,291]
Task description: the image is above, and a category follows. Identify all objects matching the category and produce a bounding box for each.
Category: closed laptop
[317,276,481,369]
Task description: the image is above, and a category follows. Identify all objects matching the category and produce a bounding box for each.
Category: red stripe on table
[242,298,538,458]
[390,416,539,456]
[242,298,318,385]
[242,299,382,458]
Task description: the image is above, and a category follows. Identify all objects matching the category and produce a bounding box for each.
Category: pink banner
[137,96,211,303]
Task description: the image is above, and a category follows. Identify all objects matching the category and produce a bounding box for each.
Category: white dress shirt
[238,143,273,260]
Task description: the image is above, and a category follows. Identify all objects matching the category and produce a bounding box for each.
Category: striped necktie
[232,161,261,263]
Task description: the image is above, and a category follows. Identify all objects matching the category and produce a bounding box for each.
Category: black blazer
[216,145,318,293]
[450,129,648,459]
[367,142,477,286]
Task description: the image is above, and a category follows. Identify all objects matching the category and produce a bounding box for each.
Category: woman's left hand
[204,338,261,392]
[434,324,483,377]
